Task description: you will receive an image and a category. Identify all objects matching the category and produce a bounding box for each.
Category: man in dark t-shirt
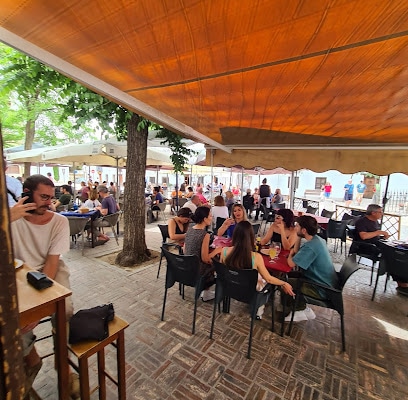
[355,204,408,296]
[254,178,271,220]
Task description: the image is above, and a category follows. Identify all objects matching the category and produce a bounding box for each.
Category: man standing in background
[356,180,366,205]
[343,179,354,206]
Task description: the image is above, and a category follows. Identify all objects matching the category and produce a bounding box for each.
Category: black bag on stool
[69,303,115,344]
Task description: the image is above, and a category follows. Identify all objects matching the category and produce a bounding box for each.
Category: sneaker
[201,290,215,302]
[396,286,408,297]
[256,304,265,320]
[304,307,316,320]
[285,310,308,322]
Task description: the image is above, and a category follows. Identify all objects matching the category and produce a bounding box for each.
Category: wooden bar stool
[68,316,129,400]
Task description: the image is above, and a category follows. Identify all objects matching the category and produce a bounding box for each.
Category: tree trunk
[0,130,26,398]
[23,118,35,178]
[115,114,151,266]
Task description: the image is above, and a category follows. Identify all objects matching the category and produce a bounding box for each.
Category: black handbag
[69,303,115,344]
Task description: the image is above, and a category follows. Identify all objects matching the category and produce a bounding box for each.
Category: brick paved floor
[31,219,408,399]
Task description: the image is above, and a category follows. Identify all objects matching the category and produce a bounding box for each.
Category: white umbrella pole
[289,170,295,209]
[116,158,120,200]
[210,149,214,204]
[241,167,244,203]
[73,162,76,198]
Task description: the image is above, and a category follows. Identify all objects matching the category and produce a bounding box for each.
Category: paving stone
[31,224,408,399]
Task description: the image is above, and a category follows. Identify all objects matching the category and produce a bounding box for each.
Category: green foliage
[0,43,90,148]
[155,128,197,173]
[61,83,132,139]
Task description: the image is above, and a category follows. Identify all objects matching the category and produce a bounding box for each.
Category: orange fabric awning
[1,1,408,172]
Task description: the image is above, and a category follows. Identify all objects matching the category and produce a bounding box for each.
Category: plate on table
[14,259,24,269]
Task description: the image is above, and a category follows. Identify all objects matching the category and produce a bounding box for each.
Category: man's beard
[297,232,305,239]
[34,206,48,215]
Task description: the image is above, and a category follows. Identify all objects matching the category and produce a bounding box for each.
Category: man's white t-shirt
[182,201,197,213]
[11,212,70,270]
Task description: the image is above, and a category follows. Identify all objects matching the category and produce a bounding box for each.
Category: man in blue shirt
[343,179,354,206]
[148,186,164,222]
[285,216,337,321]
[356,180,366,205]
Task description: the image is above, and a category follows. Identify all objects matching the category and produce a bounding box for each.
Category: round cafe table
[261,249,292,274]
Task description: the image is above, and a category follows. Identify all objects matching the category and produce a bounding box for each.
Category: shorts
[22,259,73,355]
[344,193,353,201]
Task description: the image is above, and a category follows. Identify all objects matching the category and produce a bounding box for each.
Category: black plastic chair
[287,254,359,352]
[252,223,261,236]
[321,209,335,219]
[372,242,408,300]
[157,224,183,278]
[348,228,380,286]
[351,210,366,217]
[215,217,226,235]
[210,259,272,358]
[161,247,204,334]
[306,206,317,215]
[259,203,274,235]
[327,219,349,254]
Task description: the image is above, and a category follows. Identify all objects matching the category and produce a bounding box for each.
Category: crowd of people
[146,178,285,225]
[5,158,406,396]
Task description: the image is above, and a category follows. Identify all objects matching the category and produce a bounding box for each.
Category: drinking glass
[272,242,281,258]
[269,247,277,261]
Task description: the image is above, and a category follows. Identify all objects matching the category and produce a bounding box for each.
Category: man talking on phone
[10,174,78,397]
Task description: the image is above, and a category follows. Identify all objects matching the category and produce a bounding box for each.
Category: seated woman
[170,185,184,215]
[260,208,297,250]
[184,207,222,301]
[211,195,229,224]
[185,186,194,198]
[168,207,191,245]
[217,203,247,238]
[220,221,295,319]
[83,189,101,209]
[271,188,283,208]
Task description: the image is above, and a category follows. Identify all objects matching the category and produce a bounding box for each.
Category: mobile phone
[22,191,35,213]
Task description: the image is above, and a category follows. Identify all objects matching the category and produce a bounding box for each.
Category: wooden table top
[16,264,72,324]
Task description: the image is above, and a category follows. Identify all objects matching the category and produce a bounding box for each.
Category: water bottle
[73,203,78,211]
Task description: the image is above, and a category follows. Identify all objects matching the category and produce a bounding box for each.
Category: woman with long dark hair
[260,208,297,250]
[220,221,294,318]
[167,207,191,245]
[184,206,222,301]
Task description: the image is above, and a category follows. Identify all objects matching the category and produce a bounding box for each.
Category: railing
[335,205,401,240]
[294,197,401,240]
